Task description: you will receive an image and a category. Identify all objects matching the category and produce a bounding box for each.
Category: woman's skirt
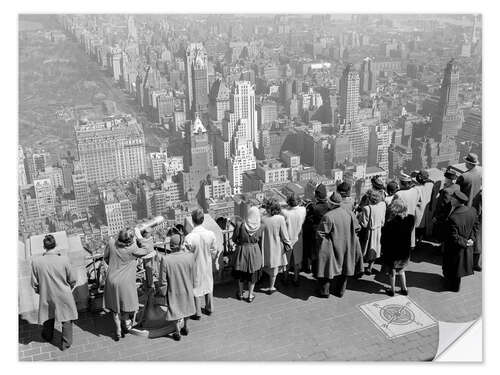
[232,243,263,274]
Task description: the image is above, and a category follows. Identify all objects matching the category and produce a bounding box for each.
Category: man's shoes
[333,292,344,298]
[61,345,71,351]
[191,314,201,320]
[474,266,482,272]
[316,291,329,298]
[180,327,189,336]
[266,288,277,295]
[364,269,372,276]
[400,289,408,296]
[386,289,395,297]
[201,307,212,316]
[112,334,120,342]
[173,333,181,341]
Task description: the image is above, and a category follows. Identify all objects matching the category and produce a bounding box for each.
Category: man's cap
[315,183,327,200]
[399,173,412,183]
[444,168,458,179]
[329,191,342,205]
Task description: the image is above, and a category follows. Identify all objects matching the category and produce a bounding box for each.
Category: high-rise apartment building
[33,178,56,218]
[457,108,481,144]
[367,123,390,172]
[75,115,147,184]
[339,63,360,129]
[257,100,278,130]
[72,169,90,213]
[185,43,209,118]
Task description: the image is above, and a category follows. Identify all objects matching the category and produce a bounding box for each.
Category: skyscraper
[432,59,462,142]
[367,123,390,172]
[338,63,360,129]
[33,178,56,218]
[231,81,258,148]
[185,43,209,118]
[208,78,230,122]
[181,115,218,196]
[359,57,376,94]
[18,146,28,187]
[75,115,147,184]
[72,162,90,213]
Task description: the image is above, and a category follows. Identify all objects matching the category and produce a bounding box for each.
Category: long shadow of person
[18,316,62,347]
[410,241,443,266]
[72,310,117,340]
[403,271,447,293]
[345,276,387,295]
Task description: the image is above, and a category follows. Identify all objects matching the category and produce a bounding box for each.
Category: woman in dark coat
[104,228,153,341]
[381,198,415,296]
[442,191,479,292]
[232,206,263,302]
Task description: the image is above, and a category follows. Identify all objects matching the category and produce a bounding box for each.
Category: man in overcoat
[155,232,196,341]
[457,153,482,208]
[303,183,331,275]
[442,191,479,292]
[315,193,364,298]
[31,234,78,350]
[184,208,218,319]
[433,168,461,242]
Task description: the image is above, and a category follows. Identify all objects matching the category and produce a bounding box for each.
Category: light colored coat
[282,206,307,265]
[261,214,292,269]
[31,249,78,324]
[415,182,434,229]
[184,225,217,297]
[395,187,422,247]
[358,201,386,258]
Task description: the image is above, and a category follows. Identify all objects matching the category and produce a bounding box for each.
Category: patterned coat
[31,249,78,324]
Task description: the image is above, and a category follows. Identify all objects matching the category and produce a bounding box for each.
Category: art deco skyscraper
[185,43,209,118]
[432,58,461,142]
[338,63,360,130]
[231,81,258,148]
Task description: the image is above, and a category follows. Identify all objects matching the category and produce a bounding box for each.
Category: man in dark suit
[457,153,482,208]
[433,168,461,241]
[442,191,479,292]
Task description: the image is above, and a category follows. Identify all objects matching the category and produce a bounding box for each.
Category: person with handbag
[260,198,292,295]
[231,206,263,302]
[155,231,196,341]
[358,189,386,275]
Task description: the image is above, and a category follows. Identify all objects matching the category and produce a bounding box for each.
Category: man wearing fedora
[433,168,461,242]
[457,152,482,208]
[442,191,479,292]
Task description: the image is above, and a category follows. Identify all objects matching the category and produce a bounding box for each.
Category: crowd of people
[29,152,482,350]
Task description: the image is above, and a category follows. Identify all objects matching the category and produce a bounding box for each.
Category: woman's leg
[399,271,408,292]
[269,268,277,290]
[248,281,256,298]
[389,269,396,292]
[238,280,244,295]
[367,260,375,273]
[112,312,121,340]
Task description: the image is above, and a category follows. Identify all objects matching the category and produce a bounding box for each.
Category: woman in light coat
[282,193,307,286]
[260,198,292,294]
[358,189,386,275]
[104,228,153,341]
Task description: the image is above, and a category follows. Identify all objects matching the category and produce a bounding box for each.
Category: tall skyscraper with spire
[338,63,360,130]
[181,115,218,196]
[432,58,461,142]
[185,43,209,119]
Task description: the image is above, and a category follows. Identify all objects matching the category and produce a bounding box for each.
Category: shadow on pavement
[346,277,386,295]
[404,271,447,292]
[411,241,443,266]
[275,274,318,301]
[72,311,116,340]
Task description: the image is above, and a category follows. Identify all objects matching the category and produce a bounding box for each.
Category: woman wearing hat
[104,227,155,341]
[394,173,422,250]
[232,205,263,302]
[357,189,386,275]
[442,191,479,292]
